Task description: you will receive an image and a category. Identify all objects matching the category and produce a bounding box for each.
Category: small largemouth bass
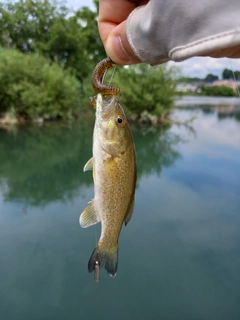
[80,93,136,277]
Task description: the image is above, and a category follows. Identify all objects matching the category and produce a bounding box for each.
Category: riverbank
[2,96,240,129]
[174,95,240,107]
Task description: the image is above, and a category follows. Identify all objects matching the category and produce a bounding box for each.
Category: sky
[66,0,240,79]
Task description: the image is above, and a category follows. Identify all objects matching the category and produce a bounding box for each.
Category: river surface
[0,96,240,320]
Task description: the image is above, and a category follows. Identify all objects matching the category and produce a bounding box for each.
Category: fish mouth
[96,93,118,118]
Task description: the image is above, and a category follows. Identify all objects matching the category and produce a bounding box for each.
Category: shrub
[109,64,178,120]
[0,49,82,120]
[201,85,236,97]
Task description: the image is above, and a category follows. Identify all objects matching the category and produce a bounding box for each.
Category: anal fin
[89,96,97,109]
[124,197,135,226]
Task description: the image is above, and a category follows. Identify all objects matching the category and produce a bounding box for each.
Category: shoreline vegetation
[0,0,239,127]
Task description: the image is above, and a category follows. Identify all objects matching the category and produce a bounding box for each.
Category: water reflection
[132,125,182,178]
[175,95,240,122]
[0,121,182,206]
[1,101,240,320]
[0,122,94,206]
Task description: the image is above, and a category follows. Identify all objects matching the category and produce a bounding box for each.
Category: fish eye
[116,116,125,126]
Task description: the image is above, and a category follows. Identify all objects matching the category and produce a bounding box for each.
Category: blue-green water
[0,97,240,320]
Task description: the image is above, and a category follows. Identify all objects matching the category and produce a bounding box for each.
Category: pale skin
[98,0,240,65]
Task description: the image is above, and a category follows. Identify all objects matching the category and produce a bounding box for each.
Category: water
[0,97,240,320]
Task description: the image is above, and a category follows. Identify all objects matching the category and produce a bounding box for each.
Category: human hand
[98,0,240,66]
[98,0,149,65]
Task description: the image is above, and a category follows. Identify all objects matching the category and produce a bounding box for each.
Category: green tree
[222,69,233,80]
[222,68,240,80]
[204,74,219,82]
[0,0,64,52]
[75,4,106,69]
[201,85,235,97]
[179,76,202,83]
[0,48,82,120]
[0,0,105,81]
[111,64,178,122]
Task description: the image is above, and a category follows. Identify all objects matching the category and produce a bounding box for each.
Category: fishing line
[108,65,117,85]
[94,223,98,246]
[229,59,240,97]
[107,65,122,102]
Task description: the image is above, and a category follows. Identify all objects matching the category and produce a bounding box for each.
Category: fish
[79,93,137,277]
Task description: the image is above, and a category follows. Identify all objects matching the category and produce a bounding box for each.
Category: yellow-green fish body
[80,94,136,277]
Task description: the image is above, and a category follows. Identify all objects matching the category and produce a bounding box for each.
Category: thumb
[106,21,141,65]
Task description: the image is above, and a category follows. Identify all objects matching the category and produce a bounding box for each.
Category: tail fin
[88,244,118,277]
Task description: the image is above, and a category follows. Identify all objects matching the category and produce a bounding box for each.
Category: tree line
[180,68,240,83]
[222,69,240,81]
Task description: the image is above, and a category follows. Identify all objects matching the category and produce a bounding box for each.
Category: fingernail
[109,35,131,63]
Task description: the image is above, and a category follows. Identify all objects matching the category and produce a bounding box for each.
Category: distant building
[212,80,240,92]
[175,82,201,93]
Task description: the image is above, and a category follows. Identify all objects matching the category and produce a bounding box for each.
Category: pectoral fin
[89,96,97,109]
[124,197,135,226]
[79,200,100,228]
[84,157,94,172]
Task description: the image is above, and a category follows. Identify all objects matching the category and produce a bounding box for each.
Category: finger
[99,0,148,65]
[202,45,240,59]
[106,20,142,65]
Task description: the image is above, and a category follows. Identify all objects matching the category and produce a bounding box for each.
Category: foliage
[204,74,219,82]
[179,76,202,83]
[0,0,179,122]
[222,68,240,80]
[0,0,105,81]
[0,49,82,120]
[179,73,219,83]
[76,4,106,68]
[201,85,236,97]
[110,64,178,120]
